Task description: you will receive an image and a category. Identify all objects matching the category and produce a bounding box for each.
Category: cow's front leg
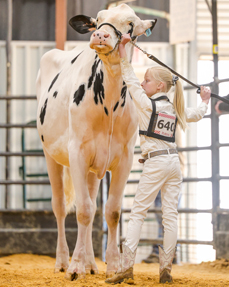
[44,150,69,273]
[85,172,100,274]
[105,151,134,278]
[65,148,94,281]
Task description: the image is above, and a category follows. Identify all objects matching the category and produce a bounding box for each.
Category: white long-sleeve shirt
[120,57,208,157]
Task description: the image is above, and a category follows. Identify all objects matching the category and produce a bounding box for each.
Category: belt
[139,149,178,164]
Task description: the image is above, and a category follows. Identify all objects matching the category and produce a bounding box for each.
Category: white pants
[125,153,182,254]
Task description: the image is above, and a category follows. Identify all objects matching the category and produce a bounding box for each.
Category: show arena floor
[0,254,229,287]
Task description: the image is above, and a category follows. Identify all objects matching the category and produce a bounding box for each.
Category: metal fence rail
[0,95,43,207]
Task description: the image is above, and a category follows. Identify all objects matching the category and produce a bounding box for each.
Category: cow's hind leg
[85,172,100,275]
[44,150,69,273]
[105,151,134,278]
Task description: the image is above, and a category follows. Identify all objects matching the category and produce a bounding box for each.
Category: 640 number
[157,120,175,131]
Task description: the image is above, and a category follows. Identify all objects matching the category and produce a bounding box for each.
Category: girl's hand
[119,34,131,58]
[200,86,211,105]
[120,33,131,46]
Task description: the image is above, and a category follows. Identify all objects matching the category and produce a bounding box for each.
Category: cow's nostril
[104,34,109,38]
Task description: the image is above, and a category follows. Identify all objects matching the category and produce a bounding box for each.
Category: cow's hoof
[65,272,77,281]
[86,268,99,275]
[65,272,85,281]
[54,266,68,273]
[106,271,115,278]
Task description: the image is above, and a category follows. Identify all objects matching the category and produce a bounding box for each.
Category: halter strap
[97,23,122,39]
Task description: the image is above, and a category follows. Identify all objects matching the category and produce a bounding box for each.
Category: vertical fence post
[5,0,13,209]
[211,0,219,250]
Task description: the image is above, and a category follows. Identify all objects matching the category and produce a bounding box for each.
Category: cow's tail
[63,166,76,213]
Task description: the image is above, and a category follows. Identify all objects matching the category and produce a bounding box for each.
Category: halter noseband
[97,22,122,39]
[95,23,137,56]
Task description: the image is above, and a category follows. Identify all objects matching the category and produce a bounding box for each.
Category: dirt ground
[0,254,228,287]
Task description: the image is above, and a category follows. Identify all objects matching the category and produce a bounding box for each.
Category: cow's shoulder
[40,49,62,67]
[40,48,79,73]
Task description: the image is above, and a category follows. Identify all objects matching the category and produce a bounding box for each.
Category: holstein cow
[36,4,156,280]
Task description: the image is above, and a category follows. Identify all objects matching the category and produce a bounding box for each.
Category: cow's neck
[98,53,121,78]
[97,44,133,75]
[94,49,133,114]
[98,54,124,109]
[105,65,122,112]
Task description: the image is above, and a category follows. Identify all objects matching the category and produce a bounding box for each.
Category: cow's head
[69,4,157,57]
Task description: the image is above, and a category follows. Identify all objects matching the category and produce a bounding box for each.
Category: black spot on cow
[73,84,86,105]
[113,101,119,112]
[87,55,105,106]
[104,107,108,116]
[127,23,134,36]
[48,73,60,92]
[53,91,58,98]
[71,51,83,64]
[93,70,104,105]
[41,135,44,142]
[88,56,101,89]
[40,98,48,125]
[121,82,127,107]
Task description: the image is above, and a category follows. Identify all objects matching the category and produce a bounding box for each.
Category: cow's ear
[135,19,157,37]
[69,15,96,34]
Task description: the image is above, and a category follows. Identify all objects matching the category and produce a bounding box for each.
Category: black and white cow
[36,3,156,280]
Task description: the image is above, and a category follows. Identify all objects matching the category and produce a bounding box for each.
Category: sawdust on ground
[0,254,228,287]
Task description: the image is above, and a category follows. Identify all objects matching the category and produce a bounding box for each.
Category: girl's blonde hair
[147,66,187,131]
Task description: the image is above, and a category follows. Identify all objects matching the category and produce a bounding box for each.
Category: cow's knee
[105,204,120,228]
[52,195,67,219]
[77,200,93,226]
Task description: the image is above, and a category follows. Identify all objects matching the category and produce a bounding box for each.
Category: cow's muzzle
[90,22,136,56]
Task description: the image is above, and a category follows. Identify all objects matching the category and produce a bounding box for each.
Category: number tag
[154,113,176,137]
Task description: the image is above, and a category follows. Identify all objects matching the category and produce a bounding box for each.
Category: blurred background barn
[0,0,229,264]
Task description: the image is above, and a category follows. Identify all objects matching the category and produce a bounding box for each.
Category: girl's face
[141,71,163,97]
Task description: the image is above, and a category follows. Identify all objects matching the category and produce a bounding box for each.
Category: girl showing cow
[106,34,211,284]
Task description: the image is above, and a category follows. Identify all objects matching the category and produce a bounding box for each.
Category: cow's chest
[69,98,137,178]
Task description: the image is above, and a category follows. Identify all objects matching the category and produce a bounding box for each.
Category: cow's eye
[128,22,134,36]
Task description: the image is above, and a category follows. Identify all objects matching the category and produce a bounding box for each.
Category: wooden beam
[55,0,67,50]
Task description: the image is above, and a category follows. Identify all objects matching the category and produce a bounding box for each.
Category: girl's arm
[185,86,211,122]
[119,34,151,111]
